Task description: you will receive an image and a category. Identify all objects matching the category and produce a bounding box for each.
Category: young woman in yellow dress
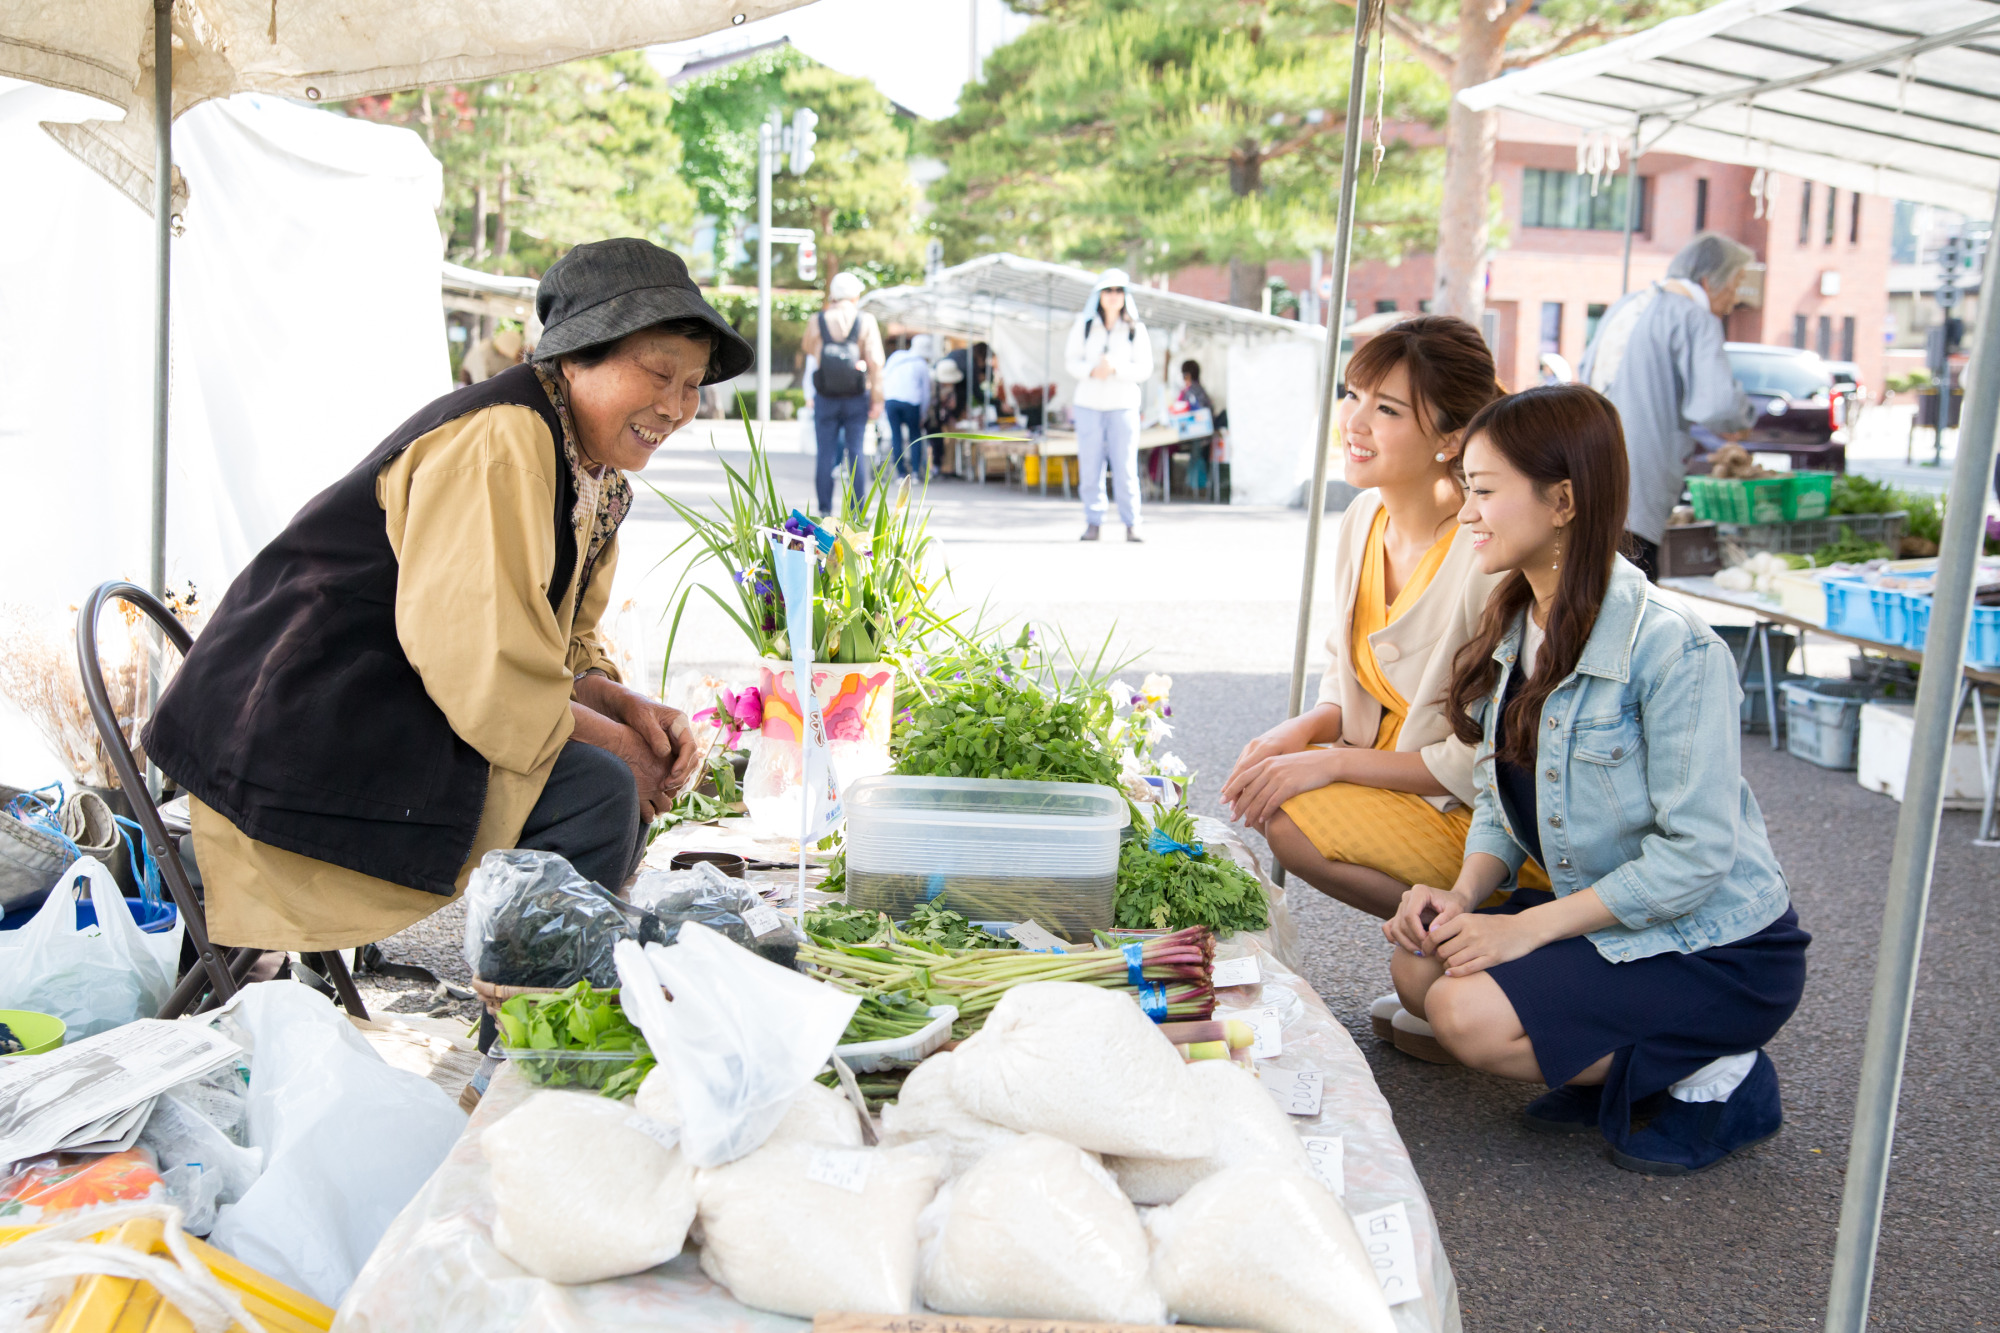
[1221,315,1549,1060]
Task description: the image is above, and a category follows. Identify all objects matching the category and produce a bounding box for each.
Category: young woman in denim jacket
[1383,384,1810,1174]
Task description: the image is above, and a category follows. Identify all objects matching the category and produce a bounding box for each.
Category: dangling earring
[1552,524,1563,572]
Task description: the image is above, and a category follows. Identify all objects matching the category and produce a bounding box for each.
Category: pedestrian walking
[1386,384,1809,1175]
[1063,268,1153,542]
[880,336,933,480]
[1577,232,1756,579]
[802,270,885,515]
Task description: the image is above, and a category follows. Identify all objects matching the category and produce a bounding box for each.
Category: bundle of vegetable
[798,925,1216,1038]
[495,981,653,1098]
[893,673,1120,785]
[1830,473,1901,516]
[1114,805,1268,935]
[1812,525,1894,567]
[1707,444,1778,479]
[803,902,1020,951]
[842,991,942,1044]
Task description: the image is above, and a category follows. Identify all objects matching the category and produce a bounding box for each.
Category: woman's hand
[1221,712,1326,803]
[1383,883,1466,955]
[575,673,703,796]
[1427,910,1546,977]
[1090,358,1116,379]
[1222,748,1345,832]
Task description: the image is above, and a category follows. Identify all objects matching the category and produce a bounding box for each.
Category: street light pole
[756,117,775,426]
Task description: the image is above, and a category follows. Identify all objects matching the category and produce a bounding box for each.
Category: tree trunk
[1432,0,1507,324]
[494,159,512,268]
[1227,139,1265,309]
[472,179,490,263]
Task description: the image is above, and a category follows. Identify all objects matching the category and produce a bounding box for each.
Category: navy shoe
[1608,1051,1783,1176]
[1522,1083,1601,1135]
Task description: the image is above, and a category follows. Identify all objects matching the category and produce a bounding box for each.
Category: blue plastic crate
[1903,594,2000,667]
[1822,579,1887,639]
[1778,678,1878,770]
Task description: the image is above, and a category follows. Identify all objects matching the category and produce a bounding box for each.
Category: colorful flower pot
[743,661,897,836]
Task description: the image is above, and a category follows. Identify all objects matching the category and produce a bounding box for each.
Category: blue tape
[1138,982,1168,1021]
[1123,941,1146,986]
[924,873,947,902]
[1147,828,1204,858]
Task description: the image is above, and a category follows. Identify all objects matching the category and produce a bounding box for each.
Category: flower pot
[743,660,897,835]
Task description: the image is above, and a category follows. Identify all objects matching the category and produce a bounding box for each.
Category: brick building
[1171,112,1893,396]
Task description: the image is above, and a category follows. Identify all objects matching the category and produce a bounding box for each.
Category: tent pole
[1284,0,1373,721]
[1619,116,1639,295]
[756,119,773,428]
[150,0,172,596]
[1824,182,2000,1333]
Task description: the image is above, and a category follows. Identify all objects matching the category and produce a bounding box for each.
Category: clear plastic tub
[834,1004,959,1073]
[497,1046,648,1094]
[841,777,1130,940]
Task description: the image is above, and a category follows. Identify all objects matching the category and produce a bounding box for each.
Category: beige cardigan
[1314,490,1504,811]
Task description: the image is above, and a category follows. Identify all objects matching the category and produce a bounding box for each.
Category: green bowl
[0,1009,66,1055]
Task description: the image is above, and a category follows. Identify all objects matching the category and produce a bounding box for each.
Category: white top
[881,348,932,406]
[1063,311,1153,413]
[1521,613,1547,678]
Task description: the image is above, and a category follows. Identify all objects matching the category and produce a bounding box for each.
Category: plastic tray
[1716,511,1906,558]
[1823,578,1891,640]
[1784,471,1836,520]
[496,1045,647,1093]
[833,1004,959,1074]
[1902,594,2000,667]
[1689,475,1790,524]
[1779,678,1878,770]
[842,776,1129,940]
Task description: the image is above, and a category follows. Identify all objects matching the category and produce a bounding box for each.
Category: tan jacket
[1314,490,1503,811]
[191,403,622,950]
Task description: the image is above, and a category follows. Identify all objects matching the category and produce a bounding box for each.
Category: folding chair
[76,580,367,1020]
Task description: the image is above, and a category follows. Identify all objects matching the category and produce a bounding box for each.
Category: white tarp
[1227,339,1326,508]
[0,78,448,781]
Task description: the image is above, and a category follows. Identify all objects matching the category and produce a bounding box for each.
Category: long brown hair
[1445,385,1630,765]
[1343,315,1505,444]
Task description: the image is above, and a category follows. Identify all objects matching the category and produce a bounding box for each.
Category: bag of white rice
[1147,1163,1395,1333]
[695,1141,943,1317]
[877,1051,1023,1176]
[947,983,1211,1159]
[1108,1059,1314,1204]
[482,1090,696,1284]
[919,1133,1164,1324]
[640,1065,862,1147]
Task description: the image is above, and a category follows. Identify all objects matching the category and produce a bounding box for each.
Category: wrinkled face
[1458,434,1572,577]
[1338,361,1448,490]
[560,329,711,472]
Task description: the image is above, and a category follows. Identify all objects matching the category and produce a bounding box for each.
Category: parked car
[1694,343,1849,473]
[1821,359,1865,403]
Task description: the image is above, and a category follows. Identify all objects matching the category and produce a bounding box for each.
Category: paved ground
[372,436,1998,1331]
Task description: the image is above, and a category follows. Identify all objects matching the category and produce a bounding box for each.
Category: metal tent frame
[1457,4,2000,1328]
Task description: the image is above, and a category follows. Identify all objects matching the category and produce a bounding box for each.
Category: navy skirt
[1480,889,1811,1144]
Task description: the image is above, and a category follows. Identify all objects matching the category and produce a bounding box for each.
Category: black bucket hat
[531,238,755,384]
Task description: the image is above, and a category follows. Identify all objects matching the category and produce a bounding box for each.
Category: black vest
[144,365,581,896]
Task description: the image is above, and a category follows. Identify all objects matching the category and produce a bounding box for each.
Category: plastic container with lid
[841,777,1130,941]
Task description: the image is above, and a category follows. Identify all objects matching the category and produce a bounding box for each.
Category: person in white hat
[802,269,886,514]
[1064,268,1154,541]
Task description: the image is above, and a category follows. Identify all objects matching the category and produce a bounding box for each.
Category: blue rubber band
[1139,982,1168,1020]
[1122,940,1146,986]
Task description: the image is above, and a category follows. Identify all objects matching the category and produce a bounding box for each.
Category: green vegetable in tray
[1114,806,1268,936]
[804,903,895,945]
[900,900,1020,950]
[1812,525,1894,567]
[894,675,1121,786]
[1901,490,1943,546]
[803,901,1019,951]
[1829,474,1900,516]
[840,990,941,1044]
[496,981,654,1099]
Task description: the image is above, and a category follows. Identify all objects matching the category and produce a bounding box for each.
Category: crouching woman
[1385,385,1810,1174]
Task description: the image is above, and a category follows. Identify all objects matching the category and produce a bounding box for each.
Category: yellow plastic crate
[1023,455,1077,486]
[0,1216,333,1333]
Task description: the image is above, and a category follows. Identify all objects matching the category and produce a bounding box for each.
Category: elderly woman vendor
[143,240,752,951]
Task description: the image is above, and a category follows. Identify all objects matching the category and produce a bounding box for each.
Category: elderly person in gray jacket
[1578,233,1757,579]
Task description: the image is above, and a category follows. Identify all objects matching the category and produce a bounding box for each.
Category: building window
[1417,299,1433,313]
[1825,186,1838,245]
[1850,191,1862,244]
[1799,182,1813,245]
[1816,315,1833,357]
[1374,299,1398,313]
[1539,302,1563,356]
[1586,302,1608,345]
[1695,178,1709,232]
[1522,168,1650,231]
[1793,314,1809,348]
[1840,315,1856,362]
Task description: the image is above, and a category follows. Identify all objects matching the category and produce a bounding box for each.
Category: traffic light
[789,107,818,176]
[797,236,817,283]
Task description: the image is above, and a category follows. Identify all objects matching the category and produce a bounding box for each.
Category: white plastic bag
[1146,1163,1395,1333]
[635,1064,862,1149]
[613,928,857,1167]
[204,982,466,1306]
[1108,1058,1315,1205]
[876,1051,1024,1177]
[138,1094,266,1234]
[0,856,180,1038]
[919,1133,1163,1324]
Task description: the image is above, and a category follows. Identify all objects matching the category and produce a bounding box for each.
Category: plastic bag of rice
[877,1051,1023,1176]
[1108,1058,1314,1204]
[947,983,1211,1159]
[919,1133,1164,1323]
[695,1141,943,1317]
[1146,1163,1395,1333]
[482,1090,696,1284]
[639,1065,862,1148]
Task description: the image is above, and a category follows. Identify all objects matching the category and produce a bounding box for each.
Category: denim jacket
[1464,557,1791,963]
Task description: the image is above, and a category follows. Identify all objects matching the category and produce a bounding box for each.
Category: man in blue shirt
[880,335,934,479]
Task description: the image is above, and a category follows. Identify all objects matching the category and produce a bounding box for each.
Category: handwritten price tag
[621,1113,680,1151]
[1301,1134,1344,1196]
[1006,921,1070,953]
[743,904,787,937]
[1217,1005,1283,1059]
[1350,1200,1422,1306]
[1271,1067,1323,1117]
[806,1146,873,1194]
[1210,955,1260,989]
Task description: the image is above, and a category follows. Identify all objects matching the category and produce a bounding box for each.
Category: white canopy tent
[862,253,1327,505]
[1461,7,2000,1330]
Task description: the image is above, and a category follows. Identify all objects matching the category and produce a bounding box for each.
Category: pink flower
[697,686,764,748]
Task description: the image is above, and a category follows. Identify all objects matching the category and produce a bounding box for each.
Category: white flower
[1145,713,1173,744]
[1141,672,1173,704]
[1105,715,1130,744]
[1153,751,1187,776]
[1108,678,1138,709]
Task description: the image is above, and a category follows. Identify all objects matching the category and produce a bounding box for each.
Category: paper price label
[1210,955,1260,989]
[622,1113,680,1151]
[806,1146,873,1194]
[1006,921,1069,953]
[1273,1068,1323,1117]
[1350,1200,1422,1306]
[1217,1005,1283,1059]
[1302,1134,1344,1196]
[743,904,787,938]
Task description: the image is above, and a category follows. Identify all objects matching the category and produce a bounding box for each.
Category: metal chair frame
[76,580,367,1019]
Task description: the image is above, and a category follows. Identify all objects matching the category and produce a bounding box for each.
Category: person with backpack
[802,270,885,515]
[1064,269,1154,541]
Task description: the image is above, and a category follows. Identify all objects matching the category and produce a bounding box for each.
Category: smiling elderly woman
[142,240,753,951]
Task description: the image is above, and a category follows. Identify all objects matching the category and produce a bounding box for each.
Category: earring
[1434,451,1447,463]
[1552,524,1563,572]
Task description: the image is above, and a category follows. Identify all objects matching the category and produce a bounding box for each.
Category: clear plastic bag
[461,849,667,988]
[0,856,181,1038]
[612,927,857,1167]
[627,862,800,969]
[138,1093,265,1234]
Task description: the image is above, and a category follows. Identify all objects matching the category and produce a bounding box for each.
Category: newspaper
[0,1020,242,1164]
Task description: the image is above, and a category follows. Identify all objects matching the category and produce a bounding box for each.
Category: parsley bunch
[894,675,1120,786]
[1114,806,1268,935]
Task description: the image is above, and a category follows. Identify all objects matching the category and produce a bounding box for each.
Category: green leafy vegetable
[1812,525,1894,567]
[840,990,940,1044]
[1829,474,1900,516]
[804,904,895,945]
[496,981,653,1098]
[1114,806,1268,936]
[894,676,1120,785]
[900,900,1019,950]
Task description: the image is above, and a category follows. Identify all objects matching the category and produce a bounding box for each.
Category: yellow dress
[1281,507,1549,892]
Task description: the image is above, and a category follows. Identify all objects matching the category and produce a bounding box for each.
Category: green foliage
[1901,490,1943,546]
[1114,805,1268,935]
[494,981,653,1098]
[1829,474,1901,516]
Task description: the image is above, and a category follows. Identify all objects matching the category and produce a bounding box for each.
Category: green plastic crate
[1689,475,1790,525]
[1784,471,1836,521]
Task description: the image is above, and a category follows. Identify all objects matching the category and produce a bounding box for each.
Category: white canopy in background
[862,254,1327,506]
[1456,0,2000,217]
[0,76,448,607]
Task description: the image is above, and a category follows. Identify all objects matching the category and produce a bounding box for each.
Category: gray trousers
[518,739,646,890]
[1075,405,1141,529]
